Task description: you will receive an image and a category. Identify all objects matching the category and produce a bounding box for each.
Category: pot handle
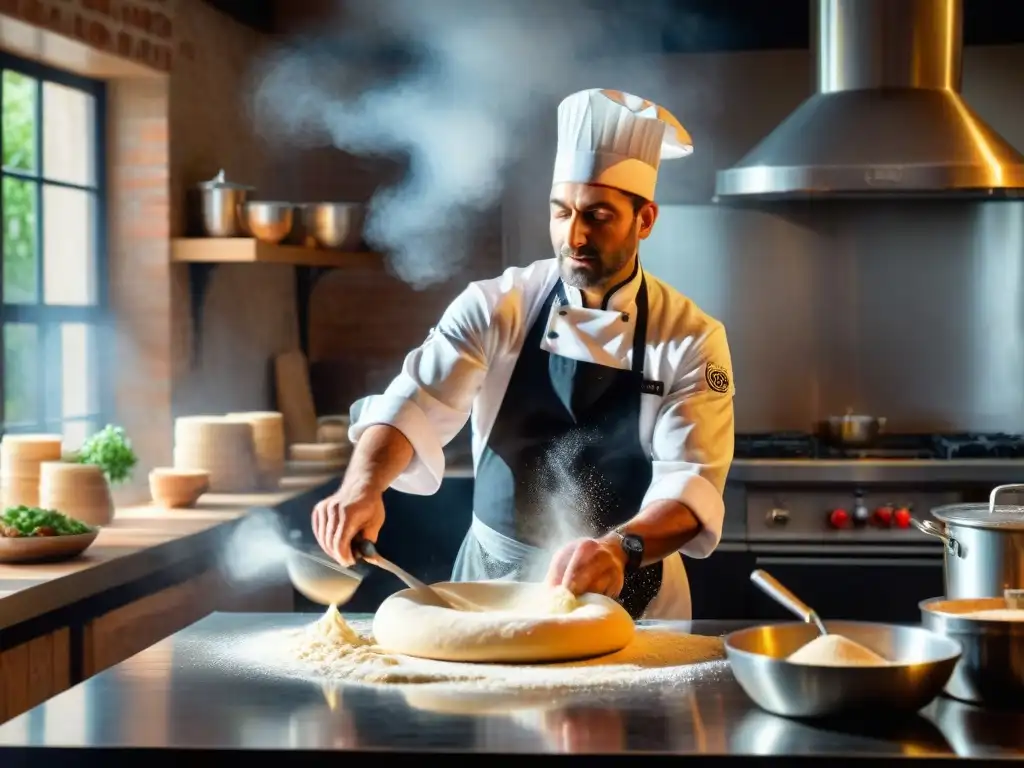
[989,483,1024,513]
[910,517,964,558]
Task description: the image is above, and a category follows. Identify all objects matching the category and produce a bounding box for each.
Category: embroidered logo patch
[640,379,664,396]
[705,363,730,393]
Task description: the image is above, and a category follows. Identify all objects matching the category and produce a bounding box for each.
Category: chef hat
[552,88,693,201]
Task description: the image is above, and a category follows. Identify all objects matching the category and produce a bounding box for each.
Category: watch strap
[616,529,643,575]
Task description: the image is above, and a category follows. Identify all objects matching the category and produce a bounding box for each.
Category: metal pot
[816,410,886,446]
[920,595,1024,707]
[912,483,1024,599]
[194,169,255,237]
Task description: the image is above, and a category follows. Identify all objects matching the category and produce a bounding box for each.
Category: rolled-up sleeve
[640,323,736,558]
[348,283,494,495]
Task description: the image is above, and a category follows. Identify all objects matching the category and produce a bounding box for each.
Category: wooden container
[225,411,285,490]
[173,416,259,493]
[0,434,63,507]
[316,416,350,445]
[149,468,210,508]
[38,461,114,526]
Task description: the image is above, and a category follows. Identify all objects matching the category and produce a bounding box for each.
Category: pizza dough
[371,580,635,663]
[786,634,891,667]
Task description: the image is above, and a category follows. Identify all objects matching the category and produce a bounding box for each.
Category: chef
[312,88,735,620]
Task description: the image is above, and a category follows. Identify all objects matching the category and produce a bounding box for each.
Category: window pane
[61,419,93,452]
[2,175,38,303]
[2,70,36,172]
[42,82,94,187]
[43,185,95,305]
[57,322,96,419]
[3,322,39,425]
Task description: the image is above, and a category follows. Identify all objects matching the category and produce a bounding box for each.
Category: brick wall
[107,76,172,498]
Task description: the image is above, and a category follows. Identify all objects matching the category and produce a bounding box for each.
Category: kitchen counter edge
[0,471,342,633]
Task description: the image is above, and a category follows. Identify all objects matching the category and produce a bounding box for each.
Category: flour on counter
[223,607,730,692]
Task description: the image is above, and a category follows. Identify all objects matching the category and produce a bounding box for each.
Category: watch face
[622,534,643,553]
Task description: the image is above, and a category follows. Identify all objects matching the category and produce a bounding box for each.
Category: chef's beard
[556,219,639,291]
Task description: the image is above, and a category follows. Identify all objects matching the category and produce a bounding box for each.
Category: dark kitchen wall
[503,46,1024,433]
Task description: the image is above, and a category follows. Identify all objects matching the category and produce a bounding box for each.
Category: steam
[250,0,706,289]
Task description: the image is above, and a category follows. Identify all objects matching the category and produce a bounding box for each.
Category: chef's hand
[311,481,385,567]
[544,536,627,598]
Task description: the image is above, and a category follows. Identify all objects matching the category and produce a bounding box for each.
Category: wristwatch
[613,529,644,575]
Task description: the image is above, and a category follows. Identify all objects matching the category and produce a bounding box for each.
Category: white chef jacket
[349,257,736,602]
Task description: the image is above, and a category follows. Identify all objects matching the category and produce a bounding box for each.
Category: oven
[747,544,943,623]
[743,487,947,623]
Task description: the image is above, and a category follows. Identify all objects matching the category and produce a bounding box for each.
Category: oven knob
[873,506,894,527]
[893,507,912,529]
[767,508,790,526]
[829,508,850,529]
[853,500,870,526]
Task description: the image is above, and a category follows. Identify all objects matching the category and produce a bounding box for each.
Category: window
[0,53,108,451]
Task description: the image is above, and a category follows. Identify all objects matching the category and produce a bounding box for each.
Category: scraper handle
[751,569,828,636]
[353,536,377,559]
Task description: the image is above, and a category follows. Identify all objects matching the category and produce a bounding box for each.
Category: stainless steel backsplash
[641,201,1024,433]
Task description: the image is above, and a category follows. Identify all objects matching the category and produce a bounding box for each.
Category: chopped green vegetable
[72,424,138,485]
[0,506,93,537]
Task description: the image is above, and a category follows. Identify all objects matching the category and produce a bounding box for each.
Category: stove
[734,431,1024,460]
[696,431,1024,624]
[728,431,1024,485]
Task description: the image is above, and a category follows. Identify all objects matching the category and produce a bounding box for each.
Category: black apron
[459,273,662,620]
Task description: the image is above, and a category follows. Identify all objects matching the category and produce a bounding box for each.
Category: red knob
[893,507,911,529]
[874,506,893,527]
[829,508,850,529]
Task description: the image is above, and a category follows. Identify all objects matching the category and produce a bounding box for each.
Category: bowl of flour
[724,620,961,719]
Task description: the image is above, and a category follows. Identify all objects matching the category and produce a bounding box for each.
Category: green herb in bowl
[0,506,94,538]
[71,424,138,484]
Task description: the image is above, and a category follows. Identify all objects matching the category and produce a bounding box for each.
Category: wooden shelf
[176,238,383,368]
[171,238,382,268]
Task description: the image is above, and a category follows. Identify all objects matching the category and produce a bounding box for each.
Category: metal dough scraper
[285,545,366,607]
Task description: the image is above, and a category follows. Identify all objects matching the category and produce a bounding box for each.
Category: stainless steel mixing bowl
[920,596,1024,706]
[301,202,366,250]
[241,201,295,244]
[725,621,961,718]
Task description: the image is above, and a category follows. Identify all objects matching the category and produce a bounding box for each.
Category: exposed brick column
[106,77,172,503]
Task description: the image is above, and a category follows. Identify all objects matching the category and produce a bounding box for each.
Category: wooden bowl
[149,468,210,508]
[0,530,99,564]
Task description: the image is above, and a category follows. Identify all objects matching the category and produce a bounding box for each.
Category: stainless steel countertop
[729,458,1024,485]
[0,612,1018,762]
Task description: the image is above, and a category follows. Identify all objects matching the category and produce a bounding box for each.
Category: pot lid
[932,504,1024,530]
[197,169,254,191]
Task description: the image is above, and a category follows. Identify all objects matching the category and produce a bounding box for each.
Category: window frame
[0,51,111,444]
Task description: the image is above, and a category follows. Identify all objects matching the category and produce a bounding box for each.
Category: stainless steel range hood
[714,0,1024,200]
